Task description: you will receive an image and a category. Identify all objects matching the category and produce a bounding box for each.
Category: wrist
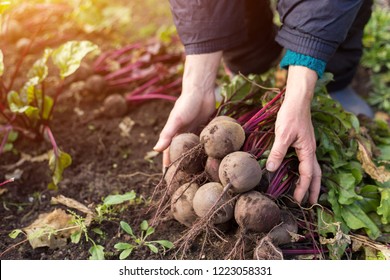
[182,51,222,95]
[284,65,317,106]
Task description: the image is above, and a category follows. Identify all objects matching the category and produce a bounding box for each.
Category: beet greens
[0,41,98,189]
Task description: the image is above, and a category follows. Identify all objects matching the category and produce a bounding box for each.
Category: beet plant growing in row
[0,40,99,189]
[87,39,183,103]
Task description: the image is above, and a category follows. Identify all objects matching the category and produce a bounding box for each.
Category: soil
[0,64,379,261]
[0,60,376,261]
[0,0,381,260]
[0,90,240,260]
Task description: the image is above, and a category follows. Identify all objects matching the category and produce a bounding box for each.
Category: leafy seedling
[67,191,140,260]
[95,191,137,223]
[114,220,173,259]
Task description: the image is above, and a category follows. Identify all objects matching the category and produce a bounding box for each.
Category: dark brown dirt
[1,64,375,260]
[0,90,239,260]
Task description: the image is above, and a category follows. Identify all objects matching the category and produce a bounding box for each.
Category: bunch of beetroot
[64,40,183,118]
[153,88,304,259]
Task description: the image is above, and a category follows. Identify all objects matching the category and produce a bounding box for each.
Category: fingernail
[153,142,161,151]
[266,161,275,172]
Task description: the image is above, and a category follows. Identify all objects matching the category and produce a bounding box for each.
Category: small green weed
[114,220,174,259]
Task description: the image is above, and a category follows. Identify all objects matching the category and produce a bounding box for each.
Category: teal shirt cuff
[280,50,326,78]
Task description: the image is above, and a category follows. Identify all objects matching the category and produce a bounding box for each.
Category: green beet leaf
[7,91,23,111]
[28,49,52,82]
[51,41,98,79]
[341,203,381,239]
[42,96,54,120]
[331,173,362,205]
[8,90,39,120]
[378,145,390,161]
[220,74,254,103]
[377,188,390,224]
[48,149,72,190]
[356,185,381,213]
[20,77,40,105]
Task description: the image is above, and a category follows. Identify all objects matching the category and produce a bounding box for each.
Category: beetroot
[192,182,234,224]
[164,163,191,196]
[219,151,262,193]
[200,120,245,159]
[102,94,127,118]
[85,74,107,95]
[169,133,205,174]
[268,210,298,245]
[234,191,280,233]
[209,115,238,125]
[171,182,199,227]
[205,157,221,182]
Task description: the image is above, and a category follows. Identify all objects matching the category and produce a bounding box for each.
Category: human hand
[153,52,222,169]
[266,66,321,204]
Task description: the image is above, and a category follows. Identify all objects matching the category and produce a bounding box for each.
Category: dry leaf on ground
[24,209,78,249]
[51,195,95,226]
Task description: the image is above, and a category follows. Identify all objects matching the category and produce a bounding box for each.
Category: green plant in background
[312,73,390,259]
[71,0,131,36]
[114,220,174,260]
[0,41,98,189]
[361,4,390,113]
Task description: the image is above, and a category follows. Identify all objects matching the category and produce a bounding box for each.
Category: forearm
[284,66,317,106]
[182,52,222,95]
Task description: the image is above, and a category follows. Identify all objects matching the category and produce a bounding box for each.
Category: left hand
[266,65,321,204]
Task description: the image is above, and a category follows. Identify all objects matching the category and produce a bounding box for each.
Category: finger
[308,156,321,204]
[153,112,182,152]
[293,149,314,204]
[267,136,290,172]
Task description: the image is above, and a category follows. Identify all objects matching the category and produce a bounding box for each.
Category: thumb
[153,126,177,152]
[266,137,289,172]
[153,113,182,152]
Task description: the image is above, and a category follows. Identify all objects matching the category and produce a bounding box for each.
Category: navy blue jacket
[169,0,364,63]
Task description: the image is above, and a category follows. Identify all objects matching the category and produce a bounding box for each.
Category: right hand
[153,51,222,169]
[266,65,321,204]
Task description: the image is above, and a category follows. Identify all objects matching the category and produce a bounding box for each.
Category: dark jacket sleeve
[276,0,364,62]
[169,0,247,55]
